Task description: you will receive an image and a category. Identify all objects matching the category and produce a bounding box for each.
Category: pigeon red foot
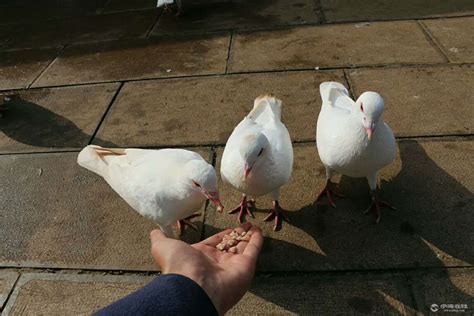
[263,200,289,232]
[177,213,201,236]
[315,179,345,208]
[364,191,396,223]
[228,196,255,224]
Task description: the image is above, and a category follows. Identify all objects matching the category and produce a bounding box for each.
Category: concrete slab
[0,271,19,310]
[0,25,15,49]
[152,0,319,34]
[0,1,106,25]
[0,84,120,154]
[0,149,211,270]
[33,34,229,87]
[0,48,59,90]
[205,139,474,271]
[229,21,444,73]
[4,10,158,50]
[423,17,474,63]
[411,268,474,314]
[230,273,415,315]
[103,0,157,13]
[3,273,152,315]
[320,0,474,23]
[93,70,344,147]
[103,0,211,12]
[347,65,474,137]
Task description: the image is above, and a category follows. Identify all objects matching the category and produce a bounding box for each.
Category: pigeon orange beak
[366,127,374,141]
[205,191,224,213]
[244,163,252,179]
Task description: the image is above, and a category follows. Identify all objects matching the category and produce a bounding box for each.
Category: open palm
[150,223,264,315]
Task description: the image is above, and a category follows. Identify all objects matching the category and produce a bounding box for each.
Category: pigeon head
[184,159,223,212]
[239,132,269,179]
[356,91,385,141]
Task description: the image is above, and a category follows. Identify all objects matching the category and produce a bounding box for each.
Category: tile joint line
[27,44,67,89]
[88,82,125,145]
[1,272,20,312]
[2,61,473,94]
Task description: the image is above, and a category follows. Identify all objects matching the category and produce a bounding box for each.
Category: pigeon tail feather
[77,145,124,178]
[320,82,354,112]
[157,0,174,7]
[248,94,282,122]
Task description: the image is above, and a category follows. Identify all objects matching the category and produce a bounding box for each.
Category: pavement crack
[416,20,451,63]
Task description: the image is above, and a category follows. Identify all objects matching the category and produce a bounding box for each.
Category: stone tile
[0,25,15,49]
[103,0,157,13]
[3,273,152,315]
[230,274,415,315]
[411,268,474,314]
[320,0,474,22]
[0,0,107,25]
[229,21,445,73]
[0,48,59,90]
[33,33,229,86]
[347,65,474,137]
[152,0,320,34]
[94,70,344,147]
[4,10,158,50]
[0,149,211,270]
[0,84,120,154]
[423,17,474,63]
[205,139,474,271]
[0,271,19,310]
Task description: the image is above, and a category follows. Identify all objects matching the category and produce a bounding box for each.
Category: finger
[235,224,257,254]
[150,229,167,244]
[242,226,264,259]
[200,222,253,247]
[218,222,253,253]
[149,229,177,263]
[235,239,248,254]
[200,228,233,247]
[233,222,252,235]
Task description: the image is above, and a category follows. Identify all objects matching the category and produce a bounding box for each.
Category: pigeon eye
[257,148,264,156]
[193,181,201,188]
[360,103,364,112]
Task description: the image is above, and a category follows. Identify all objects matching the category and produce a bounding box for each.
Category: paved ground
[1,0,473,315]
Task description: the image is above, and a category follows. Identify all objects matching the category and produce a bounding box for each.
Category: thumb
[150,229,167,245]
[149,229,177,271]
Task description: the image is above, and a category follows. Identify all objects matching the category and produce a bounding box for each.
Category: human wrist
[162,270,224,315]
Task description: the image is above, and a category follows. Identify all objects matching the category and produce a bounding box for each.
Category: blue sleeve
[94,274,218,316]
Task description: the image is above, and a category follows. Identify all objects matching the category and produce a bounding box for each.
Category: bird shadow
[208,139,473,314]
[0,94,116,151]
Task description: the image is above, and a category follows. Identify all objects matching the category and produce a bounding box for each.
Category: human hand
[150,223,264,315]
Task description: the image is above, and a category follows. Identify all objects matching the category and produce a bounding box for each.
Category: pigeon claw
[228,196,255,224]
[264,201,289,231]
[364,193,396,224]
[177,213,201,236]
[316,179,344,208]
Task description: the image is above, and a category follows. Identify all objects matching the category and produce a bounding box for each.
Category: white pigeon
[316,82,397,223]
[157,0,182,14]
[221,94,293,231]
[77,145,223,237]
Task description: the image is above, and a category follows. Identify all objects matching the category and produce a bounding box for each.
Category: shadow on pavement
[0,95,116,150]
[208,139,473,314]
